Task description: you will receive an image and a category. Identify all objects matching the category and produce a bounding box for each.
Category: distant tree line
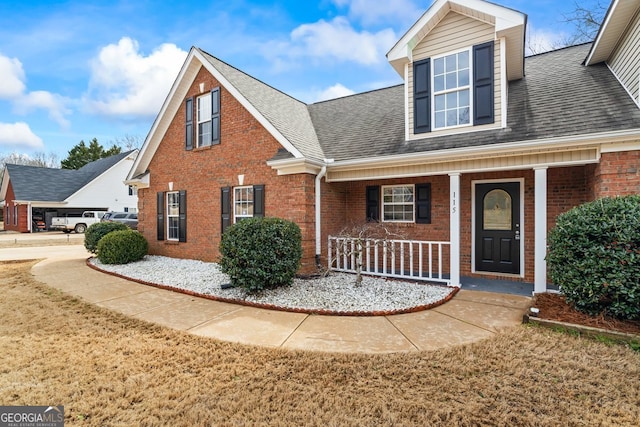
[1,134,143,171]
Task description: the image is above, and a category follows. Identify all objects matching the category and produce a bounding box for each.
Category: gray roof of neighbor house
[198,49,325,161]
[306,43,640,161]
[6,150,134,202]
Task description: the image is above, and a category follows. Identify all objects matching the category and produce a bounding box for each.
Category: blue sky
[0,0,604,161]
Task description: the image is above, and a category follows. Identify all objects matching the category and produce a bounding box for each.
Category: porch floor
[460,276,559,296]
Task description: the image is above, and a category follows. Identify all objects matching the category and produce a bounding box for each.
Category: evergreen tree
[61,138,121,170]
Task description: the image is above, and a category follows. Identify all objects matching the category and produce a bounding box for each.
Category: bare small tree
[526,1,607,55]
[110,134,144,151]
[562,1,608,44]
[328,222,406,286]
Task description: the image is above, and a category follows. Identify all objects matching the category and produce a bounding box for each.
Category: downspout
[314,165,327,268]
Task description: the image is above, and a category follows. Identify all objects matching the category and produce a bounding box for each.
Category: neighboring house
[1,150,139,232]
[126,0,640,293]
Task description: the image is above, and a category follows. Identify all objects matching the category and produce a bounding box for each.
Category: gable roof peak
[387,0,526,81]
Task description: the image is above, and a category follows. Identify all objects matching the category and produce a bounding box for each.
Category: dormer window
[433,49,471,129]
[413,41,494,135]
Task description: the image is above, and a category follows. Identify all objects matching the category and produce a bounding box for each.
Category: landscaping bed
[531,292,640,335]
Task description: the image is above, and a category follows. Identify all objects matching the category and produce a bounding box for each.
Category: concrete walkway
[1,241,531,354]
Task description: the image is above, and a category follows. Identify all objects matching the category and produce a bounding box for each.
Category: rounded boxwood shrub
[547,195,640,320]
[219,217,302,292]
[97,229,148,265]
[84,222,129,254]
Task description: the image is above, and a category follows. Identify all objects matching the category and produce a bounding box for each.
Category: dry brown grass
[1,260,639,426]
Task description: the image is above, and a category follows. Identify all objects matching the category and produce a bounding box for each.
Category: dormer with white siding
[585,0,640,108]
[386,0,526,140]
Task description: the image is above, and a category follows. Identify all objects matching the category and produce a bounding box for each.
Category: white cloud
[0,122,44,150]
[316,83,355,102]
[87,37,188,118]
[288,17,397,65]
[0,54,26,98]
[332,0,423,26]
[13,91,71,128]
[0,52,70,128]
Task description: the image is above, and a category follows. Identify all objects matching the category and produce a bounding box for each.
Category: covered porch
[321,141,603,295]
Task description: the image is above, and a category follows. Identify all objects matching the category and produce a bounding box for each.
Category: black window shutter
[156,191,165,241]
[366,185,380,222]
[253,184,265,218]
[178,190,187,242]
[473,42,494,125]
[415,183,432,224]
[221,186,231,233]
[185,97,193,151]
[413,58,431,134]
[211,88,220,145]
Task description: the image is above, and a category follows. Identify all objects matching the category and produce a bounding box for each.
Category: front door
[475,182,520,274]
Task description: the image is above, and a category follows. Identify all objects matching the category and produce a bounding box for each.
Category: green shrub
[97,229,148,265]
[219,217,302,292]
[547,195,640,320]
[84,222,129,253]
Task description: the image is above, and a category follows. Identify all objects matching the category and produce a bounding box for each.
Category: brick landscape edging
[86,257,459,317]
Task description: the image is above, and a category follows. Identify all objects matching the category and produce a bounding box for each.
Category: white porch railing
[328,236,451,285]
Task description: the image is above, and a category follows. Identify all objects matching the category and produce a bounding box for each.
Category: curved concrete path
[0,238,531,354]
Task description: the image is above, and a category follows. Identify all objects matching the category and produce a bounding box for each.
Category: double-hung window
[197,93,212,147]
[234,186,254,223]
[166,192,180,241]
[413,41,493,134]
[191,87,220,149]
[221,185,265,233]
[382,185,415,222]
[367,184,431,224]
[433,49,471,129]
[157,190,186,242]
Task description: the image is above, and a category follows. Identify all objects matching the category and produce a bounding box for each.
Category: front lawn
[1,260,639,426]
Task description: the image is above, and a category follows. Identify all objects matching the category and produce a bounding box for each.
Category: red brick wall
[139,66,317,273]
[590,150,640,198]
[3,181,29,233]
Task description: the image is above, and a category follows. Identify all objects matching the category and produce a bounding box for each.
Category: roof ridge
[310,83,404,106]
[197,47,308,106]
[525,41,593,58]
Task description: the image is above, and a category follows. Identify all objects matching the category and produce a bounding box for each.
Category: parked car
[101,212,138,230]
[51,211,106,233]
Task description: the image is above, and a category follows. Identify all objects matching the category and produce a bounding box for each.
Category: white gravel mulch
[89,255,456,314]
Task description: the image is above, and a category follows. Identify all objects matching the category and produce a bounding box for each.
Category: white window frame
[233,186,254,223]
[128,185,138,196]
[13,205,18,226]
[197,92,212,147]
[5,206,9,224]
[431,47,473,131]
[382,184,415,223]
[166,191,180,241]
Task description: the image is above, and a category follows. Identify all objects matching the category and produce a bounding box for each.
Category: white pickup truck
[50,211,106,233]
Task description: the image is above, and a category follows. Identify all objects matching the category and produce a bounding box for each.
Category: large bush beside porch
[547,195,640,320]
[219,217,302,292]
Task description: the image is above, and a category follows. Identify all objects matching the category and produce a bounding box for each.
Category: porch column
[27,202,32,233]
[534,167,548,294]
[449,173,461,287]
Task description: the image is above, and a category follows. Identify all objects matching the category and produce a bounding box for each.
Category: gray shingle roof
[309,43,640,161]
[6,150,134,202]
[198,49,325,161]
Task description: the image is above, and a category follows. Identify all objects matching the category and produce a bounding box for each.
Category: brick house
[126,0,640,293]
[1,150,138,232]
